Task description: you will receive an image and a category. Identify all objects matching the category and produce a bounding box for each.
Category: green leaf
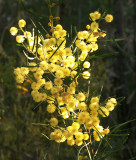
[102,38,124,42]
[49,39,66,60]
[87,52,118,60]
[112,38,136,58]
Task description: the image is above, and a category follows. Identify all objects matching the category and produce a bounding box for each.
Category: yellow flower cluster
[10,11,116,147]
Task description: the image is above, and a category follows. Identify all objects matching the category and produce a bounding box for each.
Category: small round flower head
[50,117,58,127]
[48,63,57,73]
[91,97,99,103]
[65,48,72,56]
[108,98,117,105]
[57,97,64,106]
[77,92,86,101]
[72,122,80,129]
[78,102,87,111]
[92,117,100,126]
[93,131,100,141]
[105,14,113,23]
[40,61,48,71]
[91,110,98,117]
[18,19,26,28]
[15,75,25,83]
[24,31,32,38]
[21,67,29,75]
[53,31,60,39]
[75,132,84,140]
[54,78,63,86]
[50,132,56,140]
[94,11,101,20]
[56,16,60,20]
[83,133,89,140]
[106,102,115,111]
[40,93,47,101]
[75,139,83,146]
[89,13,96,21]
[103,128,110,135]
[14,67,21,75]
[86,25,90,30]
[59,30,67,37]
[56,24,63,31]
[49,38,56,46]
[83,61,90,68]
[91,43,98,51]
[67,138,75,146]
[16,35,25,43]
[82,71,90,79]
[67,86,75,94]
[29,62,37,72]
[10,27,18,36]
[55,70,64,79]
[90,22,99,31]
[99,107,109,117]
[47,104,56,113]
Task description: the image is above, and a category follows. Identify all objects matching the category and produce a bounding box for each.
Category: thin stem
[89,140,94,160]
[84,142,92,160]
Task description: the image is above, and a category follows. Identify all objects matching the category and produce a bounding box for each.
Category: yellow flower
[15,75,25,83]
[106,102,115,111]
[89,13,96,21]
[72,122,80,129]
[47,104,56,113]
[67,138,75,146]
[94,11,101,20]
[103,128,110,134]
[75,139,83,146]
[82,71,90,79]
[90,22,99,31]
[89,102,99,110]
[18,19,26,28]
[56,24,63,31]
[91,97,99,103]
[83,61,90,68]
[83,133,89,140]
[50,117,58,127]
[24,32,31,38]
[77,92,86,101]
[40,61,48,71]
[54,78,63,86]
[10,27,18,36]
[16,35,25,43]
[67,87,75,94]
[105,14,113,23]
[99,107,109,117]
[55,70,64,79]
[86,25,90,30]
[93,131,100,141]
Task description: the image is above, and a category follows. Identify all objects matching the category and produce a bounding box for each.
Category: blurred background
[0,0,136,159]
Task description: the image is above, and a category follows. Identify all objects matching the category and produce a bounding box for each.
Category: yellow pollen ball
[86,25,90,30]
[103,128,110,135]
[83,61,90,68]
[50,117,58,127]
[56,24,63,31]
[10,27,18,36]
[90,22,99,31]
[82,71,90,79]
[47,104,56,113]
[83,133,89,140]
[16,36,25,43]
[18,19,26,28]
[105,14,113,23]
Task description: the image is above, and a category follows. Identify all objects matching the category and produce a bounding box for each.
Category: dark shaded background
[0,0,136,159]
